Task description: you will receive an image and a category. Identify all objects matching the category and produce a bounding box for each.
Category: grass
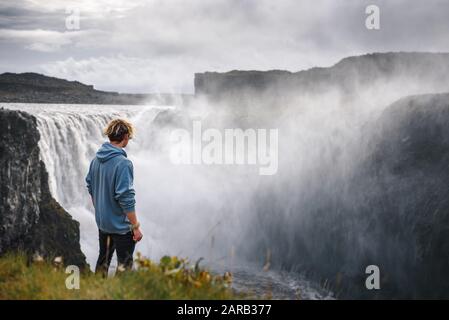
[0,253,241,300]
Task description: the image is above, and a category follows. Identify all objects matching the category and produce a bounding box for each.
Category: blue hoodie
[85,142,136,234]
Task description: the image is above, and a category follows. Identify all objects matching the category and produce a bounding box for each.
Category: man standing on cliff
[85,119,143,276]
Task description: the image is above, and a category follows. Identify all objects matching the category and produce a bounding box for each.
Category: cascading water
[2,102,337,299]
[3,104,166,263]
[0,105,241,267]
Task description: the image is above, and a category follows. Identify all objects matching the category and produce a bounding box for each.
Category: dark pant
[95,229,135,276]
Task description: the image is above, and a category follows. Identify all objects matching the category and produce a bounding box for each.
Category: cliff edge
[0,108,86,267]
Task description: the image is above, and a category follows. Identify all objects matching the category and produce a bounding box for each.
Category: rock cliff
[195,52,449,109]
[0,108,86,267]
[0,72,192,105]
[244,93,449,299]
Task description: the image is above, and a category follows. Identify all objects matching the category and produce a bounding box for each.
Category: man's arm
[86,161,93,195]
[115,160,143,242]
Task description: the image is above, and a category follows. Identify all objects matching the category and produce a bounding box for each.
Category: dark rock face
[363,93,449,298]
[244,93,449,299]
[0,108,86,267]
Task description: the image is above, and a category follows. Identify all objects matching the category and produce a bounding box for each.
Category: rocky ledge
[0,108,86,267]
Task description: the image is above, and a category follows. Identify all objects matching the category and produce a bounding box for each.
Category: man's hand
[133,228,143,242]
[126,211,142,242]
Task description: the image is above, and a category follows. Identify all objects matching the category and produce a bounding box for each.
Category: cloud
[0,28,108,52]
[40,55,198,93]
[1,0,449,92]
[1,0,145,17]
[0,29,71,52]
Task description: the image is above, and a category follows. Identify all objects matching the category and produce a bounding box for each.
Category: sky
[0,0,449,93]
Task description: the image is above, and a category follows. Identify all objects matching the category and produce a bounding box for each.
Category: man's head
[104,119,135,148]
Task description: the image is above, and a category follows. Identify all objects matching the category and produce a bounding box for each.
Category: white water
[3,104,162,264]
[2,103,332,299]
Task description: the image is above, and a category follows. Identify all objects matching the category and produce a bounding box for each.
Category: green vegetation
[0,253,239,300]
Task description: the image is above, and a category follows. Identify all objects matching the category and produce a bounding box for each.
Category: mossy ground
[0,253,241,300]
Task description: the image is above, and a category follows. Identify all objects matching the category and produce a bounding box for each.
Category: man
[86,119,143,276]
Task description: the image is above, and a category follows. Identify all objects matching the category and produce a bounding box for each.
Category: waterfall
[3,104,167,266]
[0,85,414,274]
[2,76,440,299]
[3,103,250,271]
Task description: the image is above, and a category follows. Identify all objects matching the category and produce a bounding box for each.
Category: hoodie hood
[96,142,127,163]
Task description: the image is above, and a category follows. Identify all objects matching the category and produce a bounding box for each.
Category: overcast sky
[1,0,448,93]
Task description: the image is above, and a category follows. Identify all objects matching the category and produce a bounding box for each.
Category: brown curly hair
[104,119,135,142]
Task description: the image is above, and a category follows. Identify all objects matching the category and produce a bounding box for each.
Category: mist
[120,53,449,298]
